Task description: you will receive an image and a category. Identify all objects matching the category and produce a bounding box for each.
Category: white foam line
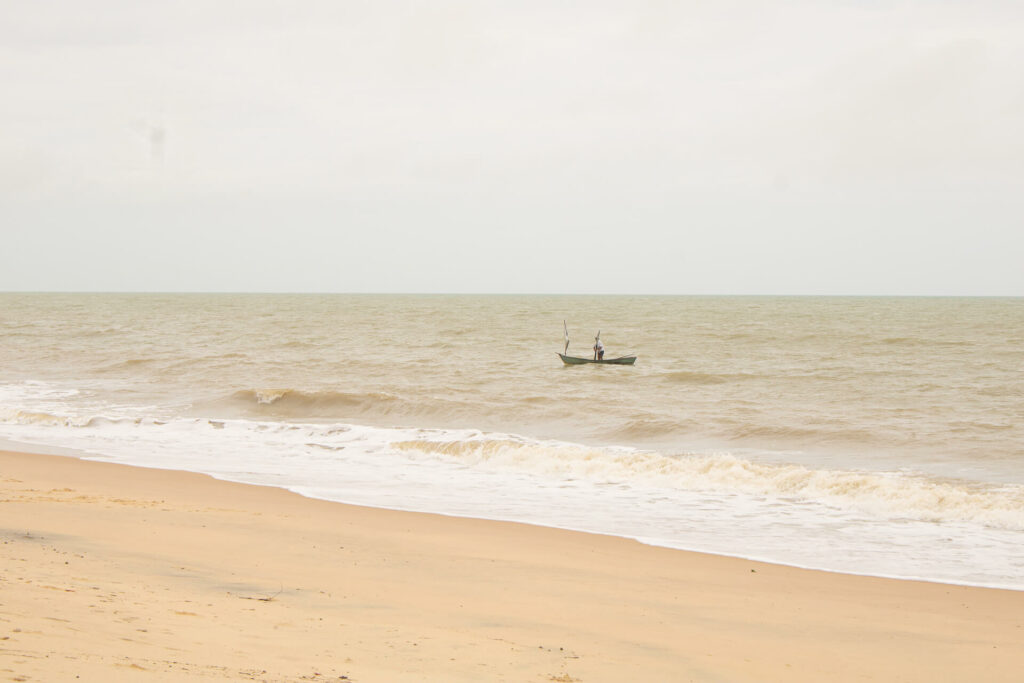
[2,425,1022,592]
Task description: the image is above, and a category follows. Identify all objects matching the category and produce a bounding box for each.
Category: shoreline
[4,449,1024,681]
[4,435,1019,593]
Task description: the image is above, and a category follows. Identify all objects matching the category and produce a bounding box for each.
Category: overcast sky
[2,1,1022,294]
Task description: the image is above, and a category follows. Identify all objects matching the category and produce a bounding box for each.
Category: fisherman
[593,335,605,361]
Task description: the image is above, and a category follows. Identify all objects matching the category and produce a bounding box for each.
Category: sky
[1,1,1023,295]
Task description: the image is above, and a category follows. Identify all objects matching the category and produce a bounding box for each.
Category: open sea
[1,293,1022,588]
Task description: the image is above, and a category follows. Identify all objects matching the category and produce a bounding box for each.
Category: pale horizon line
[2,290,1021,299]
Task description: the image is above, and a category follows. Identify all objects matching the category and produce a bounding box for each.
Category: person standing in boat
[593,335,605,361]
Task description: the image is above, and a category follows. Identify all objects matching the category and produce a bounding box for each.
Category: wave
[725,422,878,445]
[662,371,730,385]
[661,370,768,385]
[612,418,693,439]
[231,388,401,411]
[223,388,441,421]
[76,326,129,337]
[96,358,156,373]
[273,340,320,350]
[1,409,182,432]
[879,336,976,348]
[612,415,881,447]
[392,438,1024,531]
[881,336,917,345]
[948,420,1015,433]
[3,410,83,427]
[0,410,151,429]
[221,387,509,425]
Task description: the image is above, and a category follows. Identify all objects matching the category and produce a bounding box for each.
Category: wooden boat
[559,322,636,365]
[558,353,637,366]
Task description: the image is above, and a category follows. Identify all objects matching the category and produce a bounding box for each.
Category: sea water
[1,293,1022,588]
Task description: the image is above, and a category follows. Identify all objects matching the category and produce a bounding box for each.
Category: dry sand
[2,449,1022,682]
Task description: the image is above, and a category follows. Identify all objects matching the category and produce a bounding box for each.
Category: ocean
[1,293,1022,588]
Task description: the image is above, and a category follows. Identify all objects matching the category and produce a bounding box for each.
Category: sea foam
[2,406,1024,589]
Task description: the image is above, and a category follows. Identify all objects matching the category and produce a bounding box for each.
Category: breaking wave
[230,388,403,414]
[3,410,85,427]
[220,388,488,424]
[392,438,1024,531]
[8,401,1019,533]
[1,409,159,430]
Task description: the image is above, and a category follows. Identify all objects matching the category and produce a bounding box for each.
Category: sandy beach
[2,449,1022,682]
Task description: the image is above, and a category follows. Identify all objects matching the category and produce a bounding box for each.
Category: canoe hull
[558,353,636,366]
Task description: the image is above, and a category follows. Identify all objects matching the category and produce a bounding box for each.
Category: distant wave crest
[659,368,757,385]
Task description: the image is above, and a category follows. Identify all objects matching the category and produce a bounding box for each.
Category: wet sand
[2,449,1022,682]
